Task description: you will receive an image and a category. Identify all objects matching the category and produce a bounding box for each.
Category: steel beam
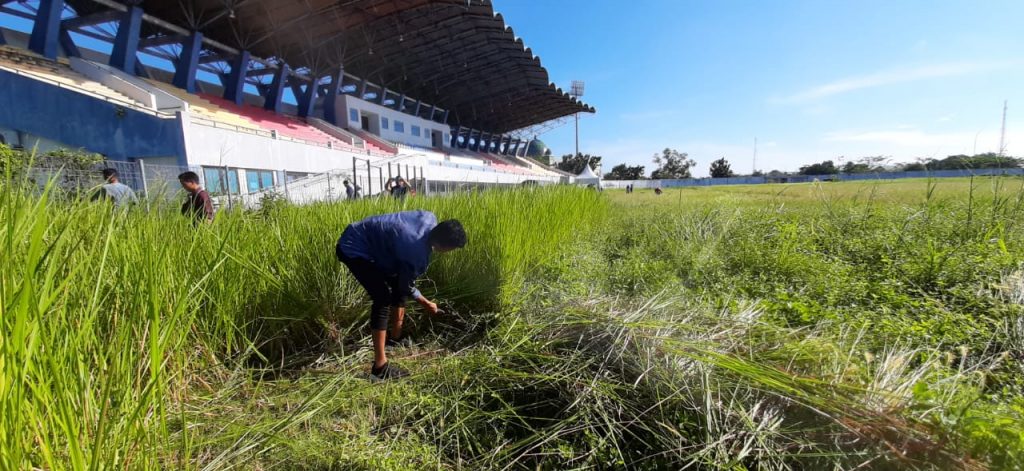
[427,104,436,122]
[29,0,64,59]
[223,50,250,105]
[138,34,184,48]
[172,32,203,93]
[58,26,80,57]
[62,10,121,30]
[109,6,143,72]
[396,93,406,111]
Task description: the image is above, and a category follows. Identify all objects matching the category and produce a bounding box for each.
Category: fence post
[378,167,384,196]
[326,171,333,201]
[366,159,372,196]
[282,168,289,200]
[352,156,357,199]
[138,159,150,211]
[388,162,393,181]
[222,165,233,210]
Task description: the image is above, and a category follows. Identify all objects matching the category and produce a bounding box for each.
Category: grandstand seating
[144,80,255,129]
[198,94,342,147]
[0,46,145,108]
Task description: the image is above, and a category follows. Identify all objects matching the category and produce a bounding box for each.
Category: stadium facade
[0,0,593,195]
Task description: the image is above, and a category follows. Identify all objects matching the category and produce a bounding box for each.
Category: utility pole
[999,100,1008,157]
[570,80,585,159]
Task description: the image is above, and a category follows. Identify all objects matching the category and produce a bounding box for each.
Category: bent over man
[336,210,466,380]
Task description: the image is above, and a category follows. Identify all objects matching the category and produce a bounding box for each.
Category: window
[394,121,405,133]
[411,125,421,137]
[245,169,276,193]
[381,117,389,130]
[202,167,239,195]
[349,108,359,123]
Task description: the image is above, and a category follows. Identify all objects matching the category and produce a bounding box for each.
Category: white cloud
[771,61,1018,104]
[822,125,1024,157]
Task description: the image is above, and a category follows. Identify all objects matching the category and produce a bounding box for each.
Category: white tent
[575,163,601,187]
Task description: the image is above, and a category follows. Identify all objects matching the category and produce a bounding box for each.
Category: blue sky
[497,0,1024,176]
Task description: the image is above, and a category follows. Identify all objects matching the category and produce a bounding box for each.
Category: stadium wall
[335,95,449,149]
[181,115,371,174]
[0,69,187,161]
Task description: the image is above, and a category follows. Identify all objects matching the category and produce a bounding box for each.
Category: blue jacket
[337,210,437,298]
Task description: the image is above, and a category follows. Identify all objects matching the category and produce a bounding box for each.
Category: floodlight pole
[575,112,579,158]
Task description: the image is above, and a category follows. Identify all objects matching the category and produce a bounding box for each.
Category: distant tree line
[563,150,1023,180]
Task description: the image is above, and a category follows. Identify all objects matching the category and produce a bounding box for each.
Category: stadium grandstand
[0,0,594,199]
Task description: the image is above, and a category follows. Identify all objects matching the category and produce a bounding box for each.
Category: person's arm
[200,191,215,221]
[396,263,439,315]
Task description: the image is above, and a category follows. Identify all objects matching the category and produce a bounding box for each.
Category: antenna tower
[999,100,1008,157]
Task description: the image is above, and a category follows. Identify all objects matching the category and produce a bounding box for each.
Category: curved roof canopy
[68,0,595,133]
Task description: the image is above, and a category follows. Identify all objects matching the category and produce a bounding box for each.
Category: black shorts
[338,251,407,330]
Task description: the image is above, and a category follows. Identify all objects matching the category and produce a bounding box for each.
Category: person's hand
[419,299,440,317]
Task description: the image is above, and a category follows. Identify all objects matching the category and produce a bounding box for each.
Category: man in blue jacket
[336,210,467,380]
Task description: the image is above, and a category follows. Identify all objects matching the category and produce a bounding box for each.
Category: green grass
[3,175,1024,469]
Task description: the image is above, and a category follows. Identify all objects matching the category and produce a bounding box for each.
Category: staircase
[0,46,146,109]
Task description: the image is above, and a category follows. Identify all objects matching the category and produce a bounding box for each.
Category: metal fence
[601,167,1024,189]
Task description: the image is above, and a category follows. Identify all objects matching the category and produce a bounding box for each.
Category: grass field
[3,176,1024,469]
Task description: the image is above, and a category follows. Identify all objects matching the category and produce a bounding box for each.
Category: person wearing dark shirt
[336,210,467,380]
[386,177,410,201]
[178,171,215,224]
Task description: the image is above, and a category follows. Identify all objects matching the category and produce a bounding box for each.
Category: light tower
[570,80,585,159]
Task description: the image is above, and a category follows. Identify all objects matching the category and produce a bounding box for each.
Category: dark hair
[178,171,200,184]
[343,180,350,185]
[429,219,467,249]
[102,168,118,180]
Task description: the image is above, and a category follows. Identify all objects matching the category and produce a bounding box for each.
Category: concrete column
[28,0,64,59]
[172,32,204,93]
[109,6,143,72]
[263,64,288,113]
[323,68,345,125]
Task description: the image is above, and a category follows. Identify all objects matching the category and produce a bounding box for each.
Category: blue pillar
[413,100,422,118]
[378,86,387,105]
[109,6,143,72]
[358,78,368,99]
[172,32,203,93]
[442,110,449,124]
[223,50,250,104]
[397,93,406,111]
[29,0,64,59]
[0,27,5,45]
[264,65,288,113]
[323,69,344,125]
[297,79,317,118]
[427,104,437,122]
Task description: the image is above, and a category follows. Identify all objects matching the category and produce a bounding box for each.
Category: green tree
[556,153,602,174]
[798,160,838,175]
[603,164,645,180]
[920,153,1022,170]
[709,158,735,178]
[650,148,696,179]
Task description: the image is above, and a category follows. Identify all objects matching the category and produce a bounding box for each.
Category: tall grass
[3,175,1024,469]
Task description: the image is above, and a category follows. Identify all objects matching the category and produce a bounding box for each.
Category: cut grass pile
[2,175,1024,469]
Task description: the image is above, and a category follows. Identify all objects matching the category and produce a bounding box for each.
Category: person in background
[93,168,138,208]
[178,171,215,224]
[387,176,410,201]
[336,210,467,380]
[344,180,362,200]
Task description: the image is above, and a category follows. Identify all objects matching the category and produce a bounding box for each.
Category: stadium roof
[67,0,595,134]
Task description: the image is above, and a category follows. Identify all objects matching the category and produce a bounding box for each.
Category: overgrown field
[3,176,1024,469]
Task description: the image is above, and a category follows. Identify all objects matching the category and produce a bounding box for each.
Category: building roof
[67,0,595,134]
